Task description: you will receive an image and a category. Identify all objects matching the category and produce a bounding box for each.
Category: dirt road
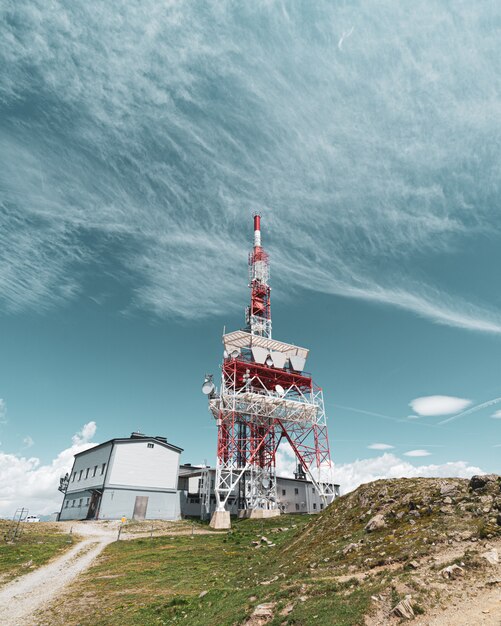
[0,522,118,625]
[0,520,216,625]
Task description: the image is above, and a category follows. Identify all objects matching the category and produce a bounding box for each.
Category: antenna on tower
[204,213,337,530]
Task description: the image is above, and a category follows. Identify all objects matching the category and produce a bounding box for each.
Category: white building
[178,465,340,519]
[59,433,183,521]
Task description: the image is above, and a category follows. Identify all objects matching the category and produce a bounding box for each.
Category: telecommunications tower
[202,215,336,529]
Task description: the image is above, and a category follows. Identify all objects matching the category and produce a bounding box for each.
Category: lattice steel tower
[203,215,336,529]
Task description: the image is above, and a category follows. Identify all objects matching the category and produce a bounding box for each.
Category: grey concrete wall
[66,444,113,495]
[59,489,93,520]
[107,442,180,490]
[98,488,181,521]
[179,469,334,518]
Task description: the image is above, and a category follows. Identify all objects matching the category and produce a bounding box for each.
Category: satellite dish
[202,381,215,395]
[223,350,229,359]
[230,349,240,358]
[261,477,271,489]
[275,384,285,397]
[202,374,215,395]
[265,355,274,367]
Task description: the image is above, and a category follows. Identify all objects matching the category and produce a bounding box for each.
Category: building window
[65,500,69,508]
[282,489,286,496]
[294,488,299,495]
[86,498,90,505]
[320,504,324,510]
[85,468,90,479]
[78,470,83,481]
[72,472,76,482]
[79,498,83,507]
[101,463,106,475]
[93,465,97,477]
[295,503,299,511]
[147,443,154,448]
[312,487,315,494]
[313,503,317,510]
[71,500,75,507]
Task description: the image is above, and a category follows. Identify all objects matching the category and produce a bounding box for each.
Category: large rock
[469,475,500,491]
[480,548,499,565]
[441,564,465,579]
[365,514,386,533]
[391,596,414,620]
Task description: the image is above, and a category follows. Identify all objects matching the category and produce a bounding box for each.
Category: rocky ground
[273,473,501,624]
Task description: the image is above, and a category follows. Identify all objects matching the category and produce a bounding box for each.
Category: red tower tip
[254,214,261,232]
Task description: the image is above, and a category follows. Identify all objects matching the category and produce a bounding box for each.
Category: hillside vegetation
[33,475,501,625]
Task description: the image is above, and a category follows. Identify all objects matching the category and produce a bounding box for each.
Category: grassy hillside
[0,520,75,585]
[34,475,501,625]
[281,476,501,574]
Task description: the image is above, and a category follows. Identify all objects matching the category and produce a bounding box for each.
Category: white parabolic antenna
[275,384,285,397]
[202,380,215,395]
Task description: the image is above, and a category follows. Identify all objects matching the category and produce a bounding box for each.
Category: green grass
[39,515,378,626]
[0,520,75,585]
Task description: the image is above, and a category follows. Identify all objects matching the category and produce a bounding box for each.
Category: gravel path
[0,523,116,626]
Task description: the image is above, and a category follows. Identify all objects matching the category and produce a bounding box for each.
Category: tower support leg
[209,510,231,529]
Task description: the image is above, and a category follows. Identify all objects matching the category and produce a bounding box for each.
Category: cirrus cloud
[0,2,501,336]
[368,443,394,450]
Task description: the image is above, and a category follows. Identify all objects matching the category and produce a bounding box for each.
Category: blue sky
[0,1,500,514]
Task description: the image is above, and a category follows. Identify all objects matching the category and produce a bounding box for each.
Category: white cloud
[491,410,501,419]
[407,415,419,420]
[276,445,482,496]
[0,422,98,517]
[404,449,432,457]
[72,421,97,445]
[410,396,472,416]
[368,443,394,450]
[332,453,484,495]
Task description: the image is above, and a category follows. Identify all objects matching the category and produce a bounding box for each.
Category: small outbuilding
[59,432,183,521]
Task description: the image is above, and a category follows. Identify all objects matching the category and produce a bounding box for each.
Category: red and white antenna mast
[246,214,272,338]
[203,215,336,529]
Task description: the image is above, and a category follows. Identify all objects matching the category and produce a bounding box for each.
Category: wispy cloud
[1,2,500,332]
[22,436,34,449]
[491,410,501,419]
[368,443,394,450]
[438,397,501,426]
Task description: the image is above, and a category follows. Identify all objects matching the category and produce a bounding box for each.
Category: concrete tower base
[240,508,281,520]
[209,510,231,530]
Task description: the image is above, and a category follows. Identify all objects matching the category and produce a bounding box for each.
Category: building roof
[74,433,183,457]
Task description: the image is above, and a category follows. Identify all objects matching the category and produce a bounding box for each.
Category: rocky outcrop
[364,514,386,533]
[469,475,501,492]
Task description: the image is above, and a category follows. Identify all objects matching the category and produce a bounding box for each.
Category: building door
[133,496,149,521]
[87,492,101,520]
